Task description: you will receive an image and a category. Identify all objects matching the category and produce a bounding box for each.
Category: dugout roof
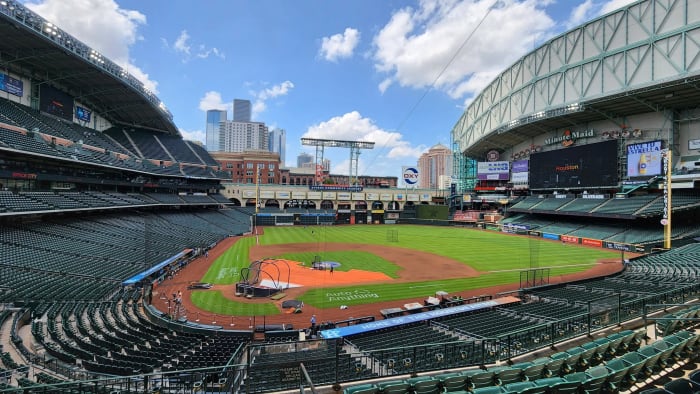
[0,2,178,134]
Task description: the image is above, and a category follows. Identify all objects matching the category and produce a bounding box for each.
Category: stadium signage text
[11,172,37,180]
[0,72,23,97]
[603,241,633,252]
[326,289,379,302]
[582,238,602,247]
[561,235,579,243]
[309,185,363,192]
[544,129,594,146]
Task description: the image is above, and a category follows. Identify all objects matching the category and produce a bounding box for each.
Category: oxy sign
[402,166,420,186]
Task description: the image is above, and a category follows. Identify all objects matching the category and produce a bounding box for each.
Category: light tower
[300,138,375,185]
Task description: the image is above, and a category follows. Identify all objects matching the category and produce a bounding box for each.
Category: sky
[22,0,636,179]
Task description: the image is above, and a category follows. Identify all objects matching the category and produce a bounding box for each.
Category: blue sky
[23,0,635,178]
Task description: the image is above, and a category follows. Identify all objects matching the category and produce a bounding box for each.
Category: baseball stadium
[0,0,699,393]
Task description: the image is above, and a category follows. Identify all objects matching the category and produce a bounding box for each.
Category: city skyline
[22,0,636,176]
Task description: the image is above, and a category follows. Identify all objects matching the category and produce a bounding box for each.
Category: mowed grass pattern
[271,251,400,278]
[261,225,616,271]
[192,225,620,313]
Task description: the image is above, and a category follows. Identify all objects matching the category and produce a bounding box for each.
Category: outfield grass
[192,225,620,314]
[191,291,280,316]
[260,225,615,271]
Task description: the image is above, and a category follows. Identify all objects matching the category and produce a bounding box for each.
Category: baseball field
[157,225,624,327]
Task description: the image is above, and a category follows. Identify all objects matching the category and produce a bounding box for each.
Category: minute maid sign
[402,166,420,186]
[544,129,594,146]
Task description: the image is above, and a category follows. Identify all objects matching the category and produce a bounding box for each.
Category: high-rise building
[268,128,286,165]
[233,99,251,122]
[205,109,227,152]
[219,121,269,152]
[297,152,313,168]
[417,143,453,189]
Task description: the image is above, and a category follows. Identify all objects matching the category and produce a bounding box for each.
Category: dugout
[336,209,351,224]
[353,209,367,224]
[370,209,385,224]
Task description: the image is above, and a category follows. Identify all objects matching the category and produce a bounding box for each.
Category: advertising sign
[322,191,336,199]
[307,191,322,199]
[337,192,351,200]
[511,172,528,184]
[582,238,602,247]
[0,73,23,96]
[477,161,510,180]
[351,193,365,201]
[561,235,580,243]
[402,166,420,186]
[366,192,379,200]
[276,191,290,199]
[292,191,306,199]
[627,140,662,177]
[75,106,91,122]
[511,160,529,173]
[380,193,392,201]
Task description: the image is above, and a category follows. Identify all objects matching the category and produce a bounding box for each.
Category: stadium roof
[0,2,178,135]
[463,74,700,159]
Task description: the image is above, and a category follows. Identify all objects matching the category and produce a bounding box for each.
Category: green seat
[471,386,505,394]
[547,352,571,376]
[501,381,537,394]
[555,372,586,394]
[512,357,549,380]
[563,347,586,372]
[638,345,663,375]
[377,380,410,394]
[440,373,468,393]
[493,365,523,385]
[406,376,440,394]
[581,365,610,394]
[604,358,631,392]
[464,369,497,389]
[619,351,649,387]
[343,383,378,394]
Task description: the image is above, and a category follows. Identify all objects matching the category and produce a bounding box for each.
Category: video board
[0,72,23,96]
[529,140,618,189]
[477,161,509,180]
[75,106,92,123]
[39,84,74,121]
[626,140,662,178]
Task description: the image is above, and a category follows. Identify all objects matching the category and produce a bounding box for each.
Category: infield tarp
[320,296,520,339]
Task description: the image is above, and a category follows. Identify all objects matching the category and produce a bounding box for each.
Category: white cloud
[174,30,191,55]
[567,0,636,29]
[378,78,393,94]
[198,91,232,112]
[302,111,426,175]
[251,81,294,119]
[319,27,360,62]
[196,47,225,59]
[24,0,159,93]
[167,30,225,61]
[600,0,637,15]
[372,0,556,99]
[179,128,205,145]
